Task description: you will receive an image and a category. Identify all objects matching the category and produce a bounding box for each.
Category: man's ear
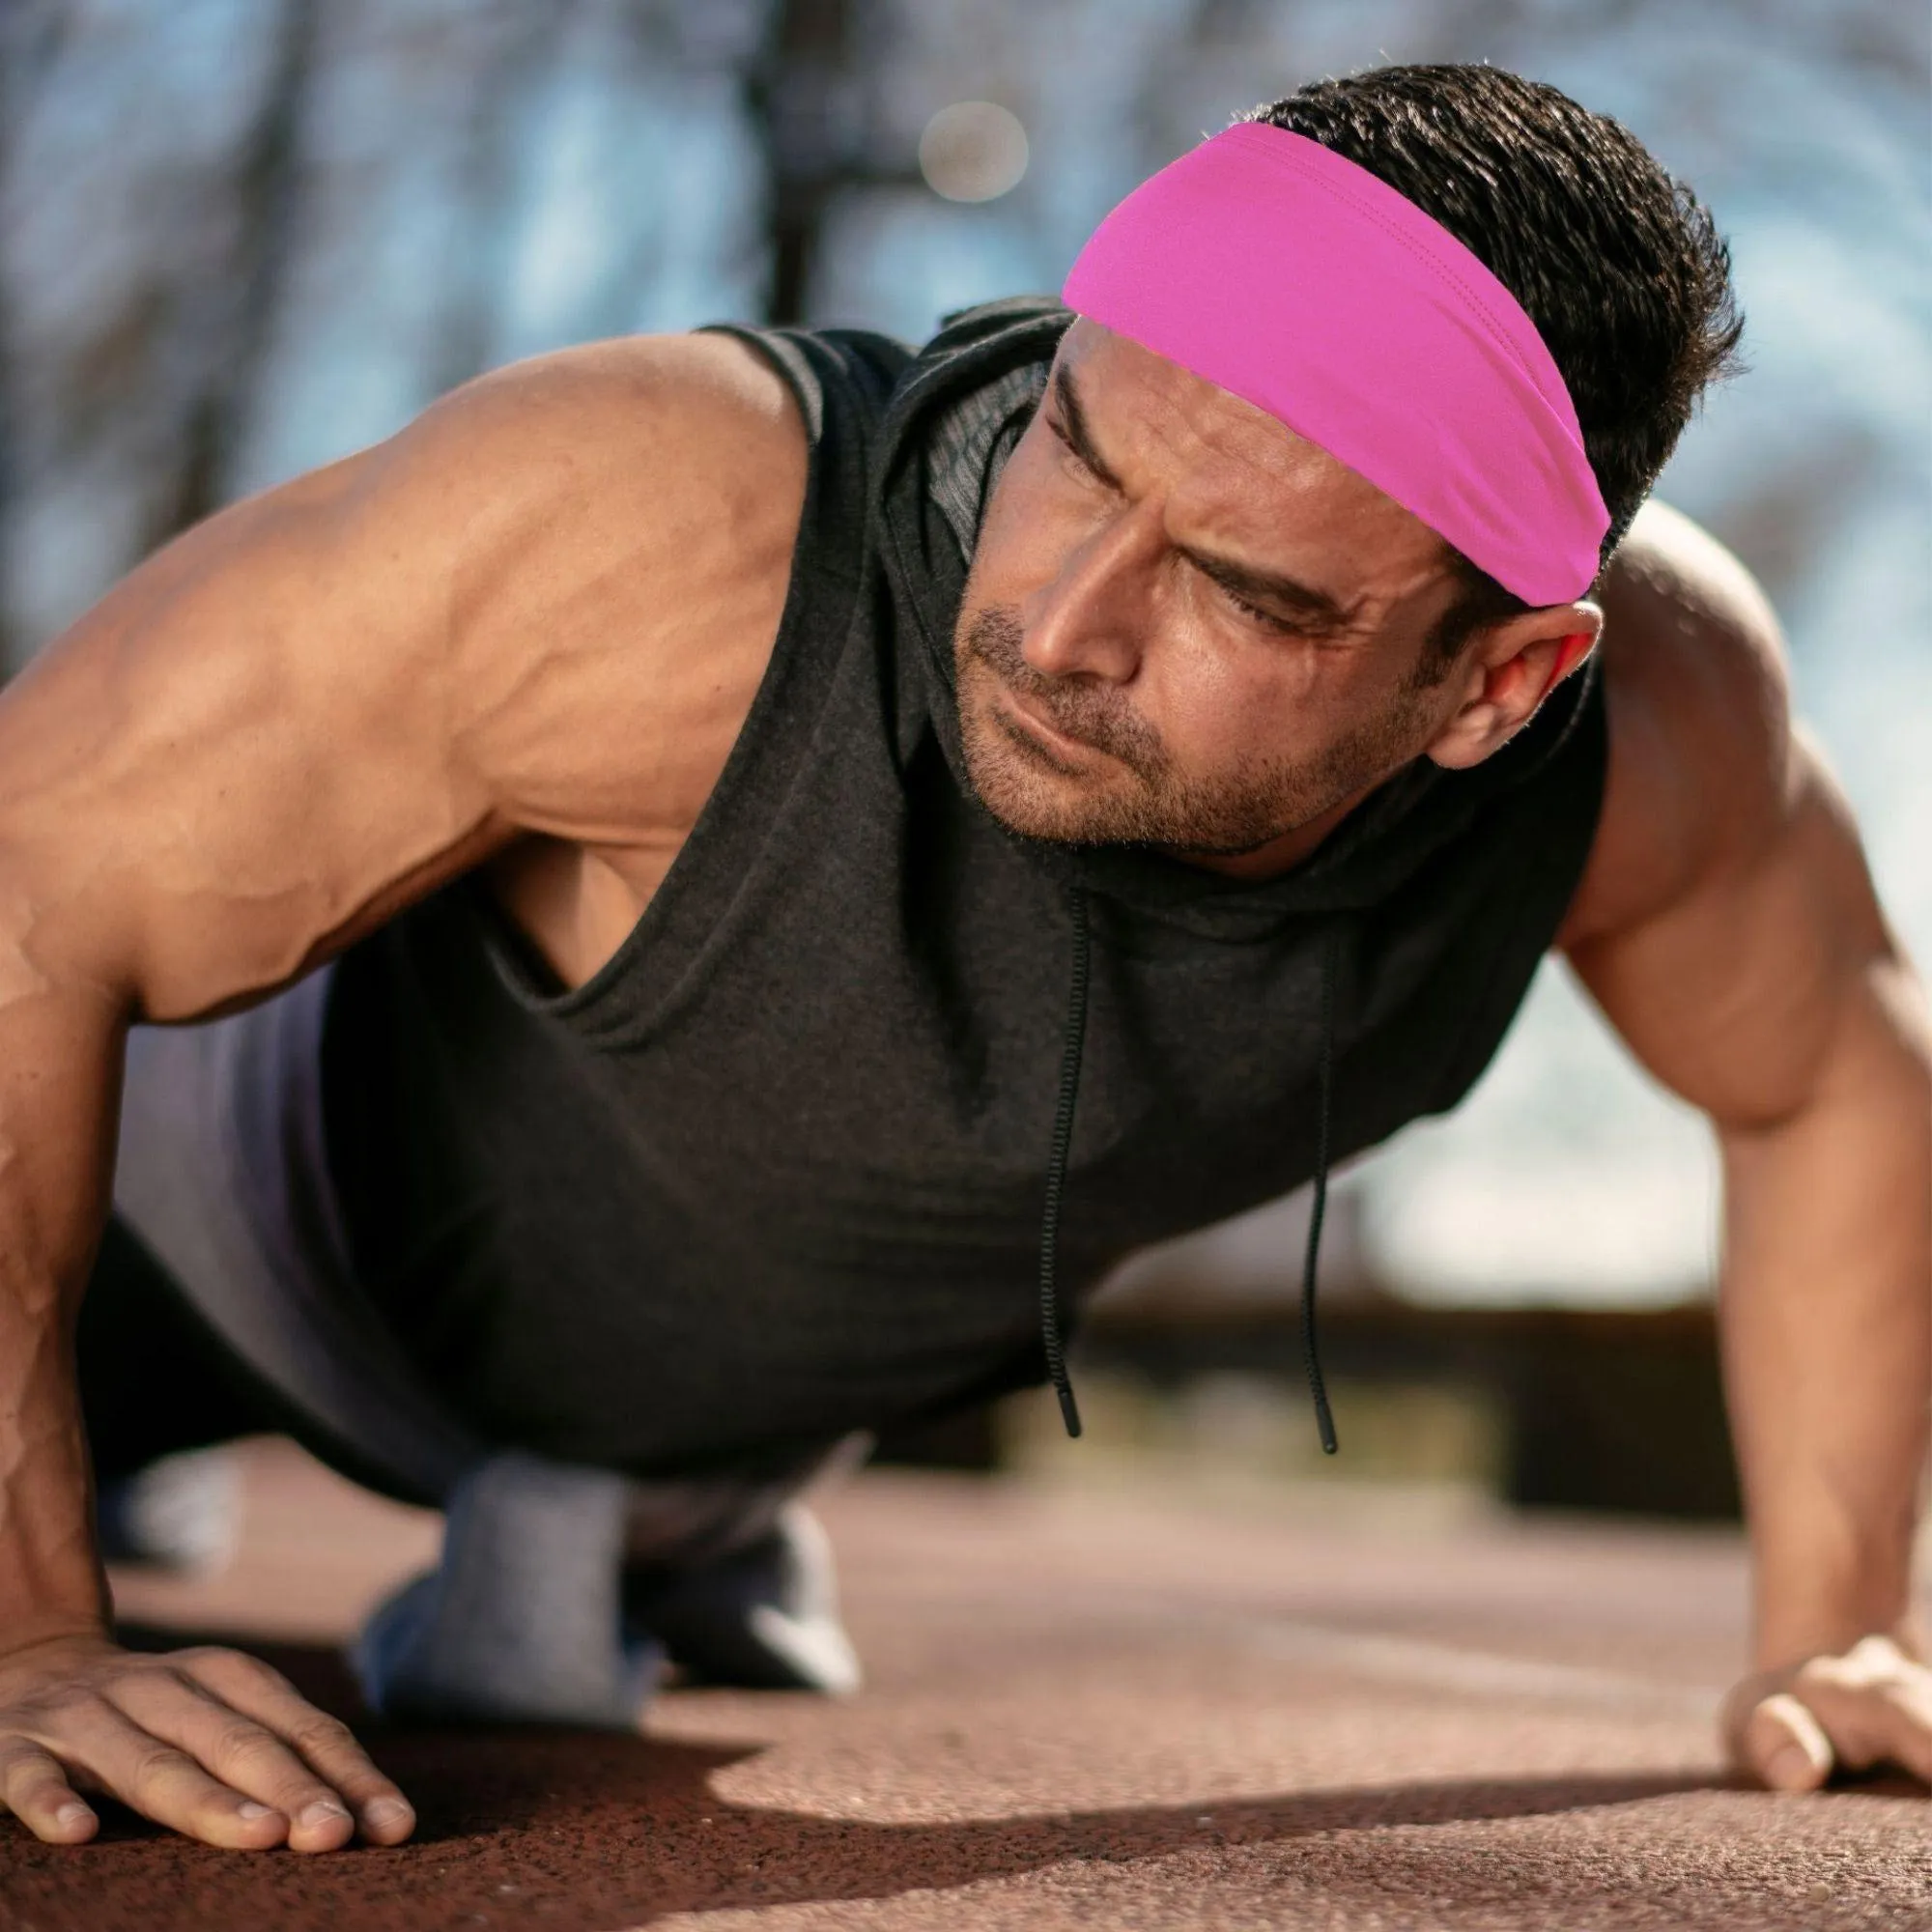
[1426,604,1603,772]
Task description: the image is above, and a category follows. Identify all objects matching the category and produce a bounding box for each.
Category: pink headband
[1061,123,1609,607]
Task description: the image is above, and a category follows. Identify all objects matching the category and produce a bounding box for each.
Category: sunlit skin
[0,321,1919,1853]
[952,322,1598,871]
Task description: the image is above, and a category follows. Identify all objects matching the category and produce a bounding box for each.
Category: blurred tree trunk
[428,1,576,399]
[0,2,68,674]
[150,0,320,545]
[747,0,854,326]
[746,0,925,327]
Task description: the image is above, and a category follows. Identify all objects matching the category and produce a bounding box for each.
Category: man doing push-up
[0,63,1926,1853]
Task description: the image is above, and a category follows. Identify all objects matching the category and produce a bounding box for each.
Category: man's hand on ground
[0,1633,414,1851]
[1723,1634,1932,1793]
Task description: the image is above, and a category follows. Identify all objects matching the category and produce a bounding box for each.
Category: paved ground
[2,1439,1927,1930]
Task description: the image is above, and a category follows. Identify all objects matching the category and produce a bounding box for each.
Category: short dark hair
[1243,64,1746,664]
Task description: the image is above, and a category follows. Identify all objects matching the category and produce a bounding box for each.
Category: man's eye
[1045,415,1098,478]
[1220,583,1299,635]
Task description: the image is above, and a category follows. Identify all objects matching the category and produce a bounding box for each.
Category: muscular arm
[0,331,803,1849]
[1561,500,1932,1784]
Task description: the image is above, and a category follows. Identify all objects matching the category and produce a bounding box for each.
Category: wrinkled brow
[1049,363,1358,634]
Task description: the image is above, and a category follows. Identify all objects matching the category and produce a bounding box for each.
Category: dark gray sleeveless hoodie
[321,297,1607,1479]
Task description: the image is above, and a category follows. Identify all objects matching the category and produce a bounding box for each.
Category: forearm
[1717,957,1932,1670]
[0,971,127,1644]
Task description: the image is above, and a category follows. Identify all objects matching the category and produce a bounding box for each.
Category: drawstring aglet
[1038,888,1091,1441]
[1299,923,1342,1456]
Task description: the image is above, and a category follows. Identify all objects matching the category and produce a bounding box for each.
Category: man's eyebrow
[1179,547,1358,632]
[1049,362,1356,633]
[1047,365,1126,492]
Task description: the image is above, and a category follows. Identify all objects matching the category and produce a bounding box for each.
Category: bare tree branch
[747,0,855,326]
[150,0,320,544]
[428,0,579,398]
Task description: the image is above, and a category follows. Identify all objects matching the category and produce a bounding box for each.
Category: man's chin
[965,765,1094,844]
[963,734,1331,865]
[962,735,1120,845]
[958,696,1306,856]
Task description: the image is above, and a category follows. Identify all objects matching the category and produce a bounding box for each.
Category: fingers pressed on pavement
[102,1667,355,1852]
[1747,1691,1833,1791]
[0,1738,99,1844]
[1796,1662,1932,1785]
[1879,1676,1932,1783]
[176,1647,414,1843]
[1864,1698,1932,1785]
[15,1690,289,1850]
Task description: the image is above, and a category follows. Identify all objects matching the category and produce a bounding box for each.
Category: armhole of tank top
[1428,668,1611,1113]
[471,324,868,1034]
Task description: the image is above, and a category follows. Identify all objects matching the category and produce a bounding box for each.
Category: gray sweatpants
[110,969,861,1724]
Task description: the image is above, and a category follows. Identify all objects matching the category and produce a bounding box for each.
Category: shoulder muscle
[0,330,805,1018]
[403,330,807,840]
[1560,497,1797,948]
[1558,500,1892,1124]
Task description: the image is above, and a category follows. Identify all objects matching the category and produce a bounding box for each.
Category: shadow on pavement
[2,1631,1893,1932]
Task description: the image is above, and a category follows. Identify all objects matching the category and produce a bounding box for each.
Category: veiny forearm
[1718,957,1932,1671]
[0,964,127,1645]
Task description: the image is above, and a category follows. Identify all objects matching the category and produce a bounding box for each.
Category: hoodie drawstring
[1300,925,1341,1455]
[1038,888,1090,1437]
[1036,895,1340,1455]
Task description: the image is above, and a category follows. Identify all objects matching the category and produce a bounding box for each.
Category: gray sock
[350,1449,863,1726]
[352,1453,661,1727]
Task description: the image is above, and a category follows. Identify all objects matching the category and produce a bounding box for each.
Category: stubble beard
[953,603,1430,859]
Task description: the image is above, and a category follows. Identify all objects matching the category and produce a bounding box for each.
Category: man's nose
[1020,500,1160,685]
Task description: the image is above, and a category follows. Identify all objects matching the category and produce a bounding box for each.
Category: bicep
[1559,501,1911,1126]
[0,440,502,1023]
[0,330,801,1025]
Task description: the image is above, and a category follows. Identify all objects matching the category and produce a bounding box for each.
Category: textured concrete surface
[0,1438,1926,1930]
